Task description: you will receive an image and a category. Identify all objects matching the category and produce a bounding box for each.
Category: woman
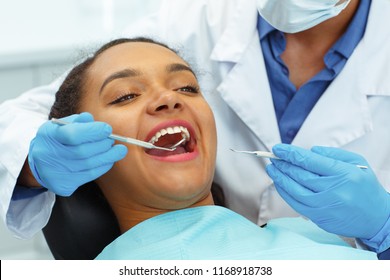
[41,37,375,259]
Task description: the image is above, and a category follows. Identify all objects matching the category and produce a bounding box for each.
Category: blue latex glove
[265,144,390,242]
[28,112,127,196]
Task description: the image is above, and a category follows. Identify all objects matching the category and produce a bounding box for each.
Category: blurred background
[0,0,161,259]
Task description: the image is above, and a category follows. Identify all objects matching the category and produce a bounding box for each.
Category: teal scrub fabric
[96,206,377,260]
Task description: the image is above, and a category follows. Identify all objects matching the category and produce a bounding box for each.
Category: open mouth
[146,125,195,157]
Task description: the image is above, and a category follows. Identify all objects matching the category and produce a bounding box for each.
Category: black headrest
[42,183,120,260]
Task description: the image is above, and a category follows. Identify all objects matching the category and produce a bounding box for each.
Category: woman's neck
[112,192,215,233]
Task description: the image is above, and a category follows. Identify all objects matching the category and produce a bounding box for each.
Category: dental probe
[51,118,178,152]
[230,149,368,169]
[230,149,279,159]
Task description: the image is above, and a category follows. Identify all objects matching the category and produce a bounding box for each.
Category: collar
[257,15,275,40]
[332,0,371,59]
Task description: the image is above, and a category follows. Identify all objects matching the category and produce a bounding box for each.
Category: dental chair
[42,182,120,260]
[42,182,225,260]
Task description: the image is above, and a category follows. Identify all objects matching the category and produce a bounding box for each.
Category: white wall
[0,0,161,259]
[0,0,161,102]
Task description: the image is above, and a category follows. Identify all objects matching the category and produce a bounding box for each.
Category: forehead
[92,42,186,71]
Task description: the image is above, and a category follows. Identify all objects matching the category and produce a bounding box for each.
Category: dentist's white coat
[1,0,390,239]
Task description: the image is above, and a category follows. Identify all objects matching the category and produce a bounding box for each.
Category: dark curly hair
[49,37,178,120]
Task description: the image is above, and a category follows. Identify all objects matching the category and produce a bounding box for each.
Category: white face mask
[257,0,351,33]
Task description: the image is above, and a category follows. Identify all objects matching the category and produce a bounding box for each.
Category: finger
[52,120,113,145]
[270,159,326,193]
[77,163,118,185]
[57,138,116,160]
[266,164,336,208]
[273,183,315,216]
[45,164,115,196]
[72,112,94,123]
[272,143,350,176]
[60,112,94,124]
[68,144,128,172]
[311,146,369,166]
[272,190,342,236]
[267,164,319,210]
[87,163,119,182]
[266,164,319,207]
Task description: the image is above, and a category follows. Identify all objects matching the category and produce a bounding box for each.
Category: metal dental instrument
[230,148,368,169]
[169,137,187,149]
[230,149,279,159]
[51,118,183,152]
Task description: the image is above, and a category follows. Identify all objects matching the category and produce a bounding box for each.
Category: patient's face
[79,42,217,211]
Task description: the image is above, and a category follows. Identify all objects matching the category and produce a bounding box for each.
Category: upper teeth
[149,126,190,144]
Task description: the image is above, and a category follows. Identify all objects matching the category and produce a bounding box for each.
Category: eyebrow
[99,63,196,94]
[100,68,141,94]
[166,63,196,77]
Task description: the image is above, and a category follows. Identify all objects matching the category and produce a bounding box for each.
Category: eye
[176,84,200,94]
[109,93,140,105]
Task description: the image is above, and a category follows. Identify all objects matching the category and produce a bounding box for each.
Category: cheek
[78,87,101,113]
[90,109,142,139]
[99,154,142,194]
[195,103,217,169]
[109,115,139,137]
[200,105,217,144]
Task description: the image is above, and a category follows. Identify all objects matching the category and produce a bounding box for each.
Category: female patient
[46,37,376,259]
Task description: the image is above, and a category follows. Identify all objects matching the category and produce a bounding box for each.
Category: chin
[155,179,210,200]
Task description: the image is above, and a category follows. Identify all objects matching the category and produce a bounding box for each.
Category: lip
[144,119,198,162]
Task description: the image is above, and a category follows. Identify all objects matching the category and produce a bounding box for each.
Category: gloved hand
[265,143,390,241]
[28,112,127,196]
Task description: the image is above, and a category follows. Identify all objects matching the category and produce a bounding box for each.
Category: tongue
[147,146,187,157]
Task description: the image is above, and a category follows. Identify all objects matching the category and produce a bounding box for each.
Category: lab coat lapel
[209,2,280,151]
[291,62,372,148]
[213,36,281,151]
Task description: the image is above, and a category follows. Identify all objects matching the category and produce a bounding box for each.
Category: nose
[147,91,183,114]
